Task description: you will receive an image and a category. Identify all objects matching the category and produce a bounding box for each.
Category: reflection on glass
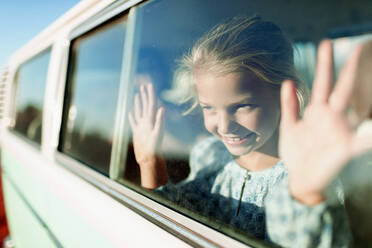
[13,48,51,144]
[123,0,291,246]
[60,16,126,176]
[121,0,360,246]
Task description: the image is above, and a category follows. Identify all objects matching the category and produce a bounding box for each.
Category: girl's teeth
[226,137,246,142]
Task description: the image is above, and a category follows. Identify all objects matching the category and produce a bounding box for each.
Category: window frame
[58,11,129,176]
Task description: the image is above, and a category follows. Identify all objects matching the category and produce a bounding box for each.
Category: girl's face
[195,71,281,157]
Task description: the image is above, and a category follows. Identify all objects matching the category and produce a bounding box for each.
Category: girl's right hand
[279,41,372,205]
[129,83,168,188]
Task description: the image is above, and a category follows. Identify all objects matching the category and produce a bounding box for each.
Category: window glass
[122,0,291,246]
[12,49,51,144]
[119,0,372,246]
[59,16,127,176]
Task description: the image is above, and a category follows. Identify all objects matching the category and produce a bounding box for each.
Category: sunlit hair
[163,16,309,115]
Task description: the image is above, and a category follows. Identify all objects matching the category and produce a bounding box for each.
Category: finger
[140,85,148,116]
[311,40,333,105]
[330,44,363,112]
[280,80,299,130]
[147,83,156,121]
[351,133,372,157]
[128,112,136,131]
[154,107,165,135]
[134,94,142,122]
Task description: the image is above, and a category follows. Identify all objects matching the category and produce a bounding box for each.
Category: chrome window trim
[108,6,139,180]
[69,0,144,40]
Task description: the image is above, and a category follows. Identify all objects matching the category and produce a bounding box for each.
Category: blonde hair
[164,16,309,114]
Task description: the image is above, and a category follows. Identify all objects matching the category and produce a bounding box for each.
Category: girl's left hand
[129,83,168,188]
[279,40,372,205]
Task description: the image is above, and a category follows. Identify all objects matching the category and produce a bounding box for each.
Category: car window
[120,0,299,246]
[12,48,51,144]
[59,15,127,176]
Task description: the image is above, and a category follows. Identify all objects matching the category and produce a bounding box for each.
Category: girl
[129,16,368,246]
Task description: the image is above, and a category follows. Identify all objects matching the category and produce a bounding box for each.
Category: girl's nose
[217,111,237,134]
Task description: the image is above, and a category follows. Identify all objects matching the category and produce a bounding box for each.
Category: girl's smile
[195,70,281,164]
[221,132,256,146]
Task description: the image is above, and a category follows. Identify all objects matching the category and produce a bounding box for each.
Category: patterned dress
[159,136,351,247]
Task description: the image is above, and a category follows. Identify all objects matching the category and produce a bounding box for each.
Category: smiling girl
[128,16,369,246]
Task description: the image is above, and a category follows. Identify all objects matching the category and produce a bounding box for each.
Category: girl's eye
[201,105,212,110]
[201,105,216,114]
[235,104,255,111]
